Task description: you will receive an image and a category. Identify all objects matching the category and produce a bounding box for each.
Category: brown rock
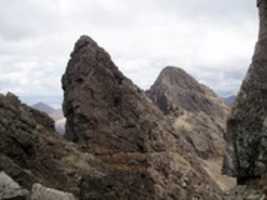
[62,35,224,199]
[146,66,229,159]
[0,92,105,196]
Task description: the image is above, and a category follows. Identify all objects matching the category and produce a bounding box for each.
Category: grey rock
[62,35,177,154]
[223,0,267,183]
[0,172,29,200]
[146,66,229,159]
[80,172,154,200]
[146,66,228,119]
[224,186,266,200]
[31,184,76,200]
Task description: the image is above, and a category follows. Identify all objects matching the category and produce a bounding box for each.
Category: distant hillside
[32,102,56,114]
[223,95,236,106]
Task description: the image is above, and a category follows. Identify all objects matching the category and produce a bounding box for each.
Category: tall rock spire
[223,0,267,183]
[62,35,224,199]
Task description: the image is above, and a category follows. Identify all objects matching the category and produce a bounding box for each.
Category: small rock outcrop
[223,0,267,184]
[146,66,229,159]
[31,183,76,200]
[62,35,225,199]
[0,172,29,200]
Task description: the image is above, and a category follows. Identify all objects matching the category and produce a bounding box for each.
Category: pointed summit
[62,36,224,199]
[62,35,176,153]
[147,66,228,119]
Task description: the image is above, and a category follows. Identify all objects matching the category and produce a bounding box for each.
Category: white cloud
[0,0,258,107]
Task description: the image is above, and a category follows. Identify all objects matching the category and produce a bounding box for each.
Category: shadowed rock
[62,36,177,154]
[0,172,29,200]
[146,66,228,119]
[31,183,76,200]
[223,0,267,183]
[0,92,106,197]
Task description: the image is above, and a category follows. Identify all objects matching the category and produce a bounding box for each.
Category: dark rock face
[62,36,224,199]
[223,0,267,183]
[0,92,104,196]
[146,66,229,159]
[62,36,176,154]
[80,171,155,200]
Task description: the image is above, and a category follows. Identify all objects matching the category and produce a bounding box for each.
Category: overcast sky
[0,0,258,108]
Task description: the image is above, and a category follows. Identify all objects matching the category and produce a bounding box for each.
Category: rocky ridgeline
[2,0,266,197]
[224,0,267,181]
[146,66,229,159]
[61,35,227,199]
[146,66,235,191]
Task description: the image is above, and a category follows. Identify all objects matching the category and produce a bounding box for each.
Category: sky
[0,0,258,108]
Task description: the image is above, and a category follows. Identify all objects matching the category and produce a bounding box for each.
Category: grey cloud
[0,0,258,106]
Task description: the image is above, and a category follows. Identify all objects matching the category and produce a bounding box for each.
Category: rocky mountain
[33,102,65,134]
[146,66,229,159]
[2,1,265,199]
[223,0,267,182]
[146,66,228,118]
[62,35,225,199]
[33,102,56,114]
[146,66,235,191]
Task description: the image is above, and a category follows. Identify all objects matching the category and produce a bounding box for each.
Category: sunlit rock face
[223,0,267,183]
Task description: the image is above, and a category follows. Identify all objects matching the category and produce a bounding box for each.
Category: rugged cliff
[62,36,225,199]
[223,0,267,184]
[146,66,229,159]
[0,92,105,197]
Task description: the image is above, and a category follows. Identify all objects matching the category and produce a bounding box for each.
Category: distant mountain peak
[223,95,236,106]
[32,102,56,114]
[155,66,200,90]
[147,66,228,117]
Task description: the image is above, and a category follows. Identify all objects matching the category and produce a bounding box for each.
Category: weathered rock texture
[31,183,76,200]
[223,0,267,184]
[146,67,235,191]
[62,36,225,199]
[0,92,105,197]
[146,66,229,159]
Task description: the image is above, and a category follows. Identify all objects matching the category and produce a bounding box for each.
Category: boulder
[0,172,29,200]
[31,184,76,200]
